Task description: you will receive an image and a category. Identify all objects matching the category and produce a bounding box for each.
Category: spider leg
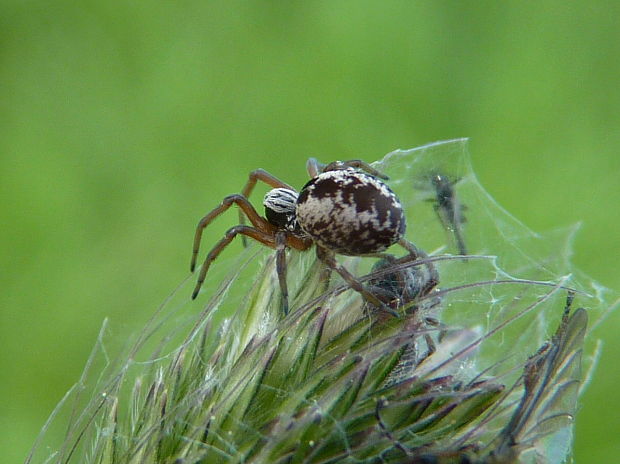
[192,225,276,300]
[339,160,389,179]
[275,231,289,315]
[238,169,295,247]
[317,159,389,180]
[191,194,275,272]
[315,246,399,318]
[240,168,294,197]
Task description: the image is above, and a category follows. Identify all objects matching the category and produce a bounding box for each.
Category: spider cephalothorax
[263,188,305,236]
[190,158,437,314]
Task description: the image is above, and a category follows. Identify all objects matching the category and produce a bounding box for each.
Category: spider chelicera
[190,158,437,315]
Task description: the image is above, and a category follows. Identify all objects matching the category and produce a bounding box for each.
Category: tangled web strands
[28,139,617,464]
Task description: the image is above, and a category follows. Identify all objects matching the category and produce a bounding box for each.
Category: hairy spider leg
[192,225,277,299]
[191,194,275,272]
[191,193,312,301]
[238,169,295,247]
[192,226,311,301]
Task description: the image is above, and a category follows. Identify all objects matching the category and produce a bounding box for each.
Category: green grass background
[2,2,619,463]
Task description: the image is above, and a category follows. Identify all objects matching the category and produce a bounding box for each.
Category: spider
[190,158,437,315]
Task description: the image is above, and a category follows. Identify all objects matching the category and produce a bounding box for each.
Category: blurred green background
[2,1,619,462]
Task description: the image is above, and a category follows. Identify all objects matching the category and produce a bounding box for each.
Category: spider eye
[264,188,298,229]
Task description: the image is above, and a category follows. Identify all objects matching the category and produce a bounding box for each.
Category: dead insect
[416,172,468,256]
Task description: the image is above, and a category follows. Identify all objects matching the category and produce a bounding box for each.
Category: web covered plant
[28,140,616,464]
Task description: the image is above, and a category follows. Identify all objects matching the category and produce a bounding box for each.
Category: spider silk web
[27,139,617,464]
